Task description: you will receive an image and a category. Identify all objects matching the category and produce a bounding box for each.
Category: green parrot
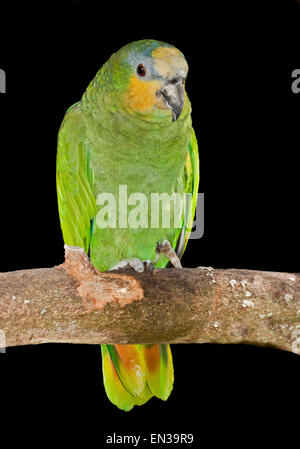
[56,39,199,411]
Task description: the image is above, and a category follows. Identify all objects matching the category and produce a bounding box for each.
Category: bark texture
[0,246,299,355]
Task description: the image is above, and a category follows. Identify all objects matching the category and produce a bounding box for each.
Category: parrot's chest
[89,127,188,270]
[91,128,188,193]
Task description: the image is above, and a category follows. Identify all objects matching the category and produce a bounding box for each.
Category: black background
[0,0,299,446]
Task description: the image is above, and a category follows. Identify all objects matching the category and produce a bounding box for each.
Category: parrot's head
[99,40,190,122]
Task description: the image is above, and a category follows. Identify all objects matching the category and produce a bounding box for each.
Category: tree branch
[0,246,299,355]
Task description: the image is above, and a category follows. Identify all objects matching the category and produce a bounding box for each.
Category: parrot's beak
[158,78,185,121]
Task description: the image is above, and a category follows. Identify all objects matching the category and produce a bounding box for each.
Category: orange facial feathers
[123,76,161,112]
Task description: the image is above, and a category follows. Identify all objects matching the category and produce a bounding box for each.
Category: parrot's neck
[81,79,192,173]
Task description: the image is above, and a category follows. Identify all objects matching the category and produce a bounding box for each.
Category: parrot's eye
[136,64,146,77]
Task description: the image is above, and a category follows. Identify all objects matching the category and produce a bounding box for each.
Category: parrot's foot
[109,258,153,273]
[156,240,182,269]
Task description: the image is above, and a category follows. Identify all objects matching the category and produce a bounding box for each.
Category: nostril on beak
[169,77,182,85]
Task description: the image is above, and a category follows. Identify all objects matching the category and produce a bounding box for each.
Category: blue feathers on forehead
[120,40,177,78]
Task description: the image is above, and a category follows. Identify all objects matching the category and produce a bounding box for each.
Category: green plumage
[56,39,199,411]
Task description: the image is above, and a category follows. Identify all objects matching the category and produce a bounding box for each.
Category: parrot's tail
[101,343,174,411]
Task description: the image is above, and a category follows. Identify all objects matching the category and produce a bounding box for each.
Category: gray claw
[143,259,154,274]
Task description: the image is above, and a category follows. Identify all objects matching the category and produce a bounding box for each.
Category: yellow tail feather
[101,343,174,411]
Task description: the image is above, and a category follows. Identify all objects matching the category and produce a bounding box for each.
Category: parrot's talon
[156,239,182,269]
[109,258,153,273]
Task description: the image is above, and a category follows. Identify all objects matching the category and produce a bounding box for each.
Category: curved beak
[158,77,185,121]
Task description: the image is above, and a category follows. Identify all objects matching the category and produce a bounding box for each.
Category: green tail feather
[101,345,138,411]
[141,344,174,401]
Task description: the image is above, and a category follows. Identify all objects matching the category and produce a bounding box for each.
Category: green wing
[56,103,96,253]
[174,127,199,259]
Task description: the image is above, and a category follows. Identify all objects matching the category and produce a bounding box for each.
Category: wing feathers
[56,103,96,253]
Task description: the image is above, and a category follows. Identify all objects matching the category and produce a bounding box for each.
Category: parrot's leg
[156,239,182,269]
[109,258,153,273]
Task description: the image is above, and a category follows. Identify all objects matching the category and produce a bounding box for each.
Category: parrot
[56,39,199,411]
